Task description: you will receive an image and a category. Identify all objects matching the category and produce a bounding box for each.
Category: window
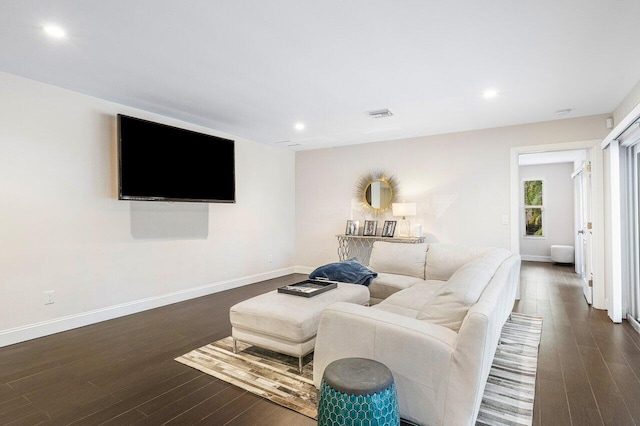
[524,180,543,236]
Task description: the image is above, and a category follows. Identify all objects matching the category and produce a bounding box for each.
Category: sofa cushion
[425,244,491,281]
[477,248,512,273]
[369,242,429,279]
[417,249,512,332]
[368,272,426,301]
[371,303,421,318]
[380,281,444,313]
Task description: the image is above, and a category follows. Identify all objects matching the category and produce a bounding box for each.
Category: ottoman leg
[298,356,303,374]
[233,338,238,354]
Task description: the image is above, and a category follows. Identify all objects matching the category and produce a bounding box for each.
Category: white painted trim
[590,145,606,310]
[295,266,315,275]
[521,255,552,262]
[602,101,640,149]
[583,280,594,305]
[571,161,586,179]
[607,141,623,322]
[619,122,640,148]
[0,266,306,348]
[629,315,640,335]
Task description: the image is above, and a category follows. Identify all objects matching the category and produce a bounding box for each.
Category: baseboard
[628,315,640,335]
[0,266,304,348]
[294,265,314,275]
[520,255,552,262]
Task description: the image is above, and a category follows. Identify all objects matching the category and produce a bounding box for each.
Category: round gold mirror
[355,171,399,215]
[364,180,394,210]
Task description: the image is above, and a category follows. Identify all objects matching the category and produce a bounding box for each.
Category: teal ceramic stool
[318,357,400,426]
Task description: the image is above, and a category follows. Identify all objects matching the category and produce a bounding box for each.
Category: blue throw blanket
[309,258,378,286]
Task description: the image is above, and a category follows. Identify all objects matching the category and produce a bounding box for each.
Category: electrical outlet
[44,290,55,305]
[501,215,509,225]
[268,254,273,263]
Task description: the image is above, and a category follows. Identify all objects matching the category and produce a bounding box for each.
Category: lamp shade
[392,202,416,217]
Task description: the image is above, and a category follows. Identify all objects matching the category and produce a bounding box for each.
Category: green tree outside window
[524,180,543,236]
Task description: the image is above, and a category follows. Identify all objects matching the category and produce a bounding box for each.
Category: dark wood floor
[1,263,640,425]
[516,262,640,426]
[0,273,314,426]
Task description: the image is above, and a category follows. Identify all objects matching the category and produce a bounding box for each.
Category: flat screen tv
[118,114,235,203]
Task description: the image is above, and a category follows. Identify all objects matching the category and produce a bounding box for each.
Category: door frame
[510,139,606,309]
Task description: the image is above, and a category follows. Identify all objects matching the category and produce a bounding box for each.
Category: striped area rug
[176,312,542,425]
[476,313,542,425]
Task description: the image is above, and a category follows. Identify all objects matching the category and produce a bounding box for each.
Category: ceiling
[1,1,640,151]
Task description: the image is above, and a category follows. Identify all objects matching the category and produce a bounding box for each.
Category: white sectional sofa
[313,242,521,426]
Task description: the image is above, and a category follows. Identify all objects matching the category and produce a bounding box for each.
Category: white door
[573,162,593,304]
[573,169,583,275]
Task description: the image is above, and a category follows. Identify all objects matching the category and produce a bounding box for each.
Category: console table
[336,235,426,265]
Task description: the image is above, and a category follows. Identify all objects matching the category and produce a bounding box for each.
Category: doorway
[517,150,592,303]
[509,139,605,309]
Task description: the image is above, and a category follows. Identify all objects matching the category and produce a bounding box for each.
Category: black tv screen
[118,114,235,203]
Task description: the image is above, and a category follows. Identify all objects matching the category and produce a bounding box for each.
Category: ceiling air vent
[367,109,393,118]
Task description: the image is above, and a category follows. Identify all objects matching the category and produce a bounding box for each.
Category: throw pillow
[309,258,378,286]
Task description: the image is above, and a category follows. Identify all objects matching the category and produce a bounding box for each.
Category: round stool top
[322,357,394,396]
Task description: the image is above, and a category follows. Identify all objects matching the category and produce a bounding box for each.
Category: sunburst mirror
[354,171,399,216]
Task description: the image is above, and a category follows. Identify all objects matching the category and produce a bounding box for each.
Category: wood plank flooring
[0,262,639,425]
[0,274,314,426]
[516,262,640,426]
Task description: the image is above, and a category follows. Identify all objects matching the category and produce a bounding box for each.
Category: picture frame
[363,220,378,236]
[345,220,360,235]
[381,220,397,237]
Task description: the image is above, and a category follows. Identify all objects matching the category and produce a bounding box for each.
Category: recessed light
[294,123,305,131]
[483,89,498,99]
[43,24,66,39]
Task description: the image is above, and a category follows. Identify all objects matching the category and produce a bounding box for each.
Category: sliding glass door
[630,144,640,322]
[617,124,640,325]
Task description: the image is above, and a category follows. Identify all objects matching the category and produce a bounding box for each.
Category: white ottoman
[551,245,574,263]
[229,283,370,372]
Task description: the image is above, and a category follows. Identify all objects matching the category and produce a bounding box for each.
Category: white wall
[518,163,574,261]
[0,72,295,346]
[295,115,609,268]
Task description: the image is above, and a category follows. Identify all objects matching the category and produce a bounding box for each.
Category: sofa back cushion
[425,244,492,281]
[369,242,429,280]
[417,248,512,332]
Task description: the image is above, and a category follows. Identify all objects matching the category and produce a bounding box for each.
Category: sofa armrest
[313,302,458,425]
